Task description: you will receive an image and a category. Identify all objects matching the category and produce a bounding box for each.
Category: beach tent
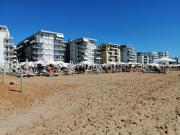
[154,57,176,63]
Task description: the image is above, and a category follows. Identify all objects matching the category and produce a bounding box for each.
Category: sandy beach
[0,72,180,135]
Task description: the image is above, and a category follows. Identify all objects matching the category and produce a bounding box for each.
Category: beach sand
[0,72,180,135]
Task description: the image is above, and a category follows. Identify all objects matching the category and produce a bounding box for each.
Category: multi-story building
[94,46,102,64]
[148,52,159,63]
[0,25,17,70]
[174,57,180,64]
[158,51,169,58]
[99,43,120,64]
[64,41,70,63]
[69,38,96,64]
[120,45,137,63]
[137,52,149,65]
[148,51,169,63]
[16,30,66,62]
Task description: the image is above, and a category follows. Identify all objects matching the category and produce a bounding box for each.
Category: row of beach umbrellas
[18,57,177,68]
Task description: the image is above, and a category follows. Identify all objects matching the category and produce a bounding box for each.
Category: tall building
[120,45,137,63]
[158,51,169,58]
[69,38,96,64]
[0,25,17,70]
[148,52,159,63]
[174,57,180,64]
[99,43,120,64]
[94,46,102,64]
[137,52,149,65]
[16,30,66,62]
[148,51,169,63]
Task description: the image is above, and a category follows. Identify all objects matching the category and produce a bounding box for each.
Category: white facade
[0,25,17,70]
[120,45,137,63]
[69,38,96,64]
[158,51,169,58]
[137,52,149,65]
[17,30,66,62]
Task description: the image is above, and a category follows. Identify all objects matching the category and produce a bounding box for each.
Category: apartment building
[69,38,96,64]
[173,57,180,64]
[158,51,169,58]
[99,43,120,64]
[94,46,102,64]
[137,52,149,65]
[16,30,66,62]
[0,25,17,70]
[120,45,137,63]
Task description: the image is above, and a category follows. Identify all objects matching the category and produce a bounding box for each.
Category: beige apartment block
[99,43,120,64]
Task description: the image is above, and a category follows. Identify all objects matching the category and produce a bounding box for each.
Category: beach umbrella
[44,60,58,65]
[148,63,159,67]
[25,59,29,69]
[127,62,138,65]
[107,61,117,65]
[117,62,127,65]
[34,60,43,65]
[28,61,35,67]
[19,62,26,66]
[79,61,94,65]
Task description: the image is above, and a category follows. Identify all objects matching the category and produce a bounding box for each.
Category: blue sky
[1,0,180,57]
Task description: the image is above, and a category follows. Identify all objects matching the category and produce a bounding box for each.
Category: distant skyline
[1,0,180,57]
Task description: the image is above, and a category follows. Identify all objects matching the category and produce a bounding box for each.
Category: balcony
[54,41,64,45]
[95,57,101,60]
[54,47,66,51]
[32,45,43,49]
[54,53,64,56]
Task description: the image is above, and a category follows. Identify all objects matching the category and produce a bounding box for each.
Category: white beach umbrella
[107,61,116,65]
[117,62,127,65]
[148,63,160,67]
[79,61,94,65]
[34,60,44,65]
[127,62,137,65]
[25,59,29,69]
[28,61,35,67]
[19,62,26,66]
[45,60,58,65]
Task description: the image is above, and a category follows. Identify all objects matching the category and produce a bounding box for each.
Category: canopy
[154,57,176,63]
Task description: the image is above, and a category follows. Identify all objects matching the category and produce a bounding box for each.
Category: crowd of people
[8,62,179,77]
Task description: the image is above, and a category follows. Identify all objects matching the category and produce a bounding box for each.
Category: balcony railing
[33,45,43,49]
[54,48,66,51]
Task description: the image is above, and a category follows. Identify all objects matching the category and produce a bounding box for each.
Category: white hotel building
[0,25,17,70]
[69,38,96,64]
[17,30,66,62]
